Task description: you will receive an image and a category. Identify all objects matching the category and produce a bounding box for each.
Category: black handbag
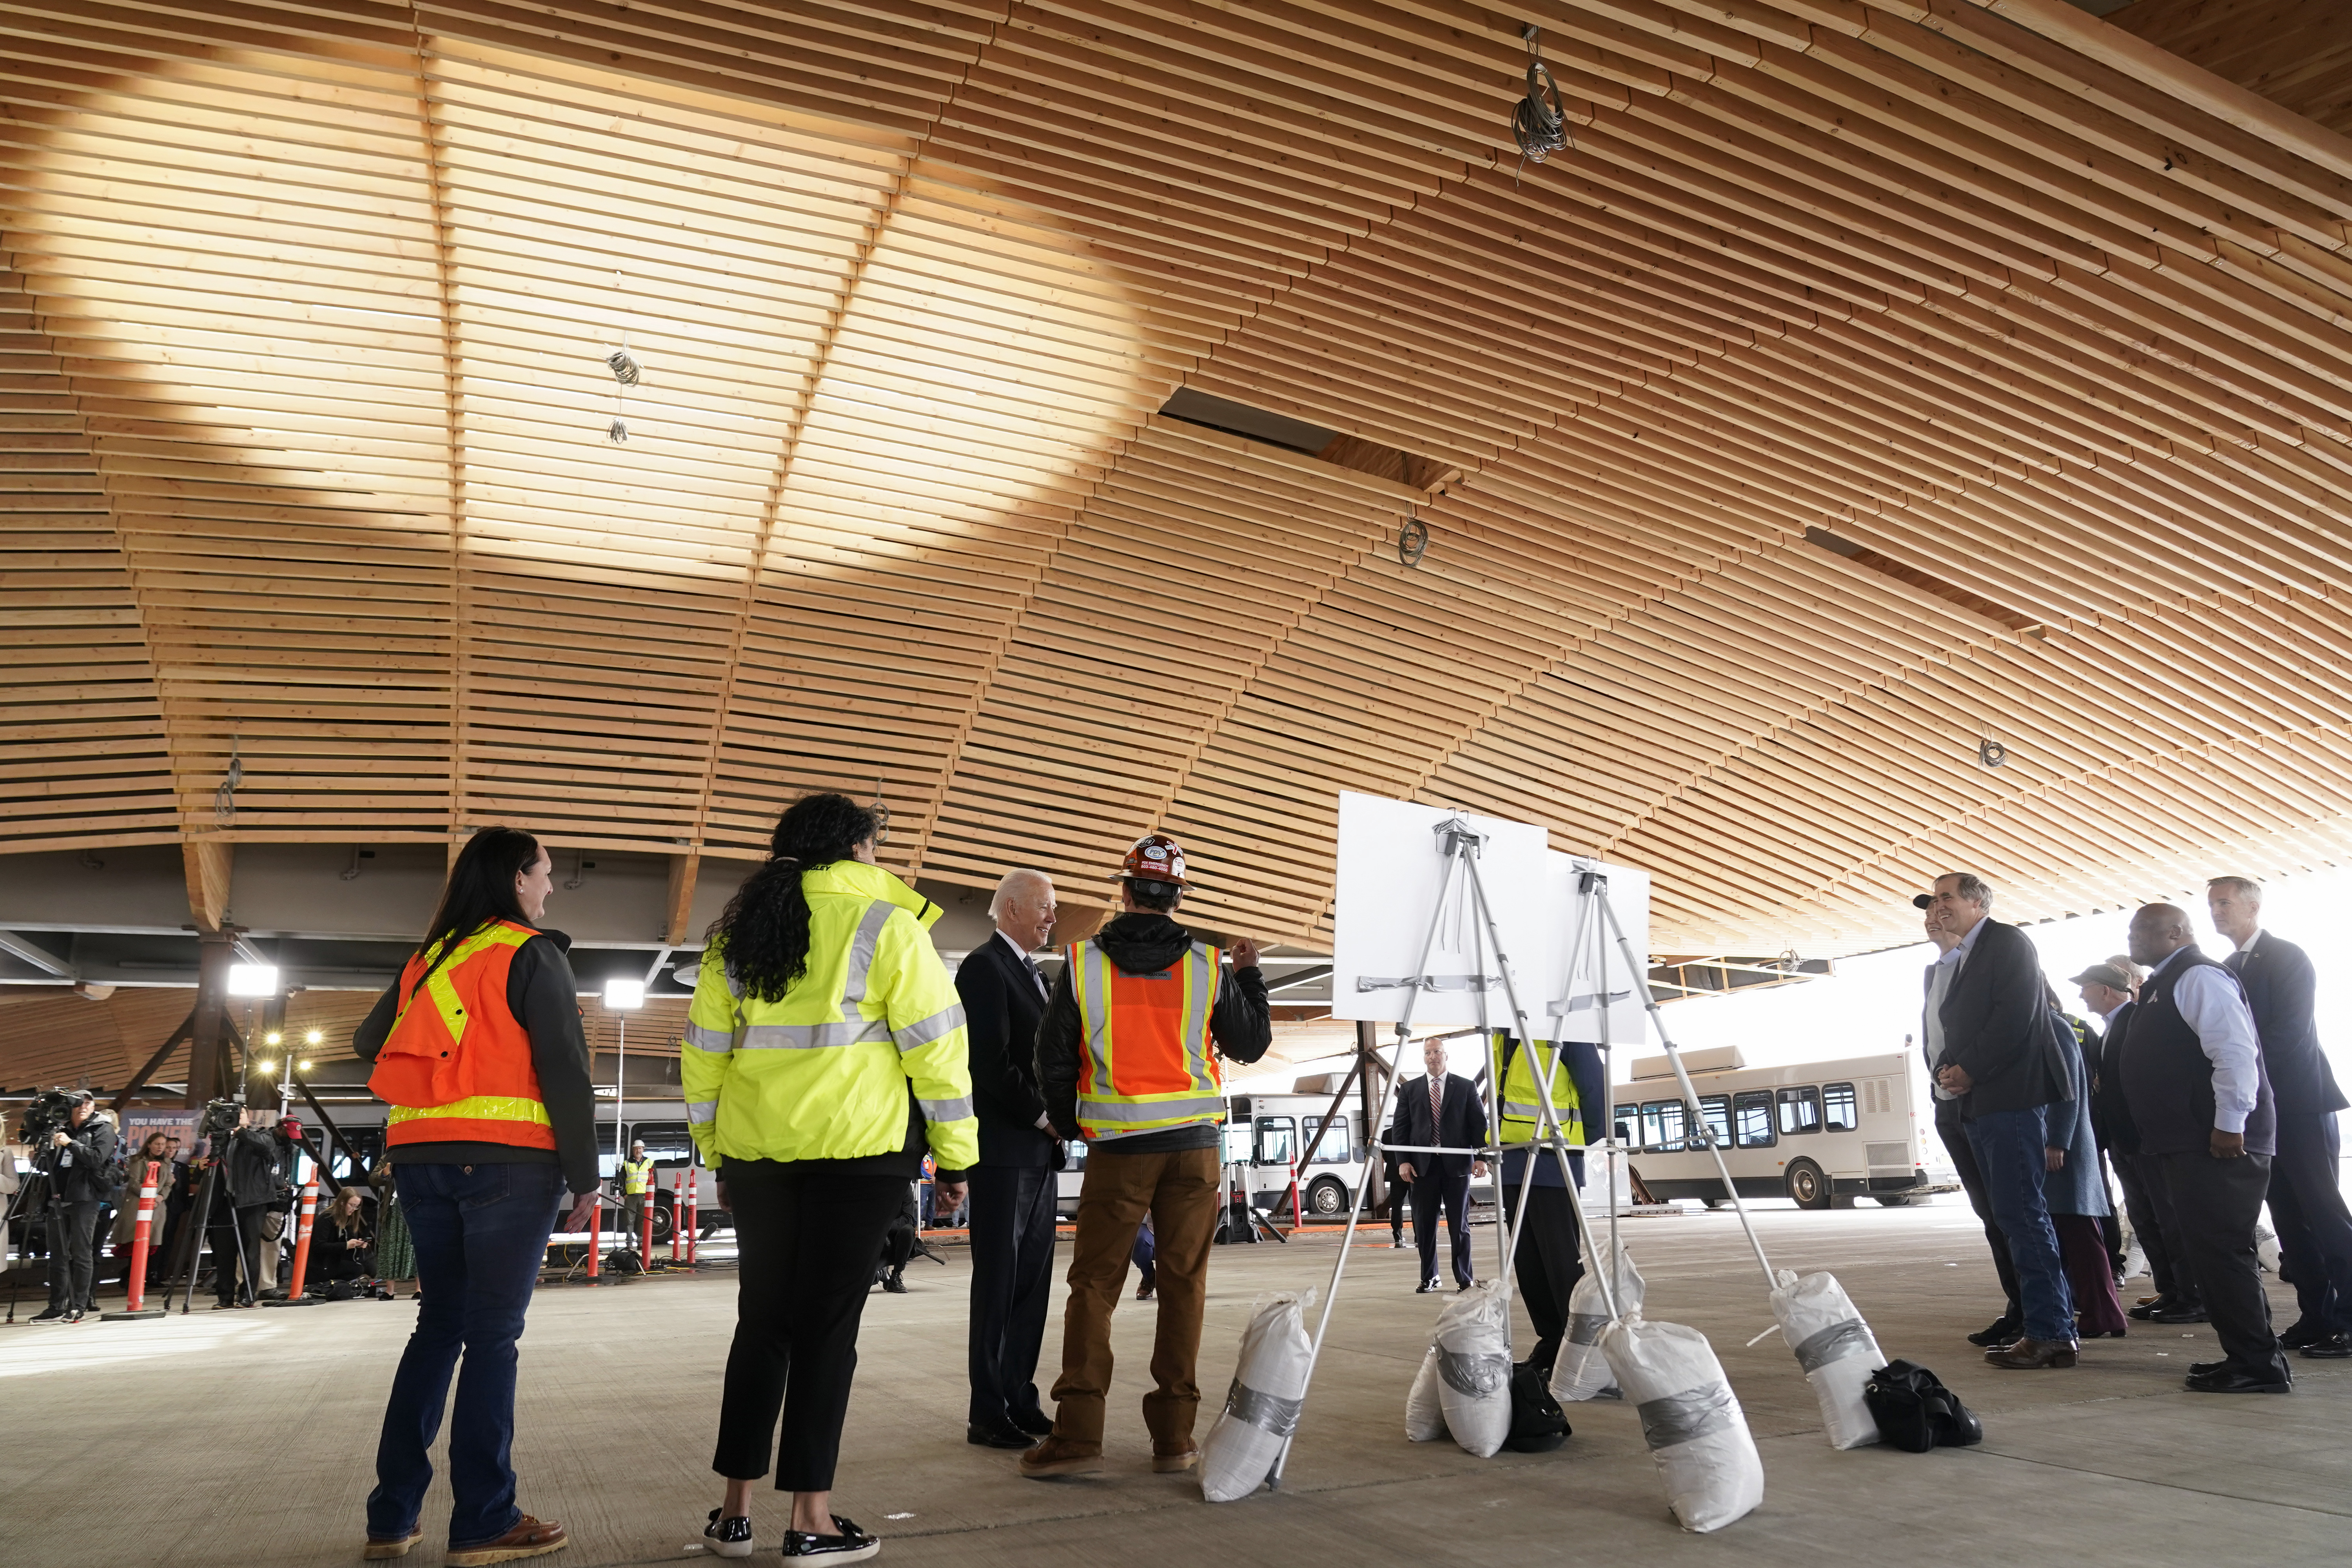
[1863,1360,1984,1452]
[1503,1363,1571,1452]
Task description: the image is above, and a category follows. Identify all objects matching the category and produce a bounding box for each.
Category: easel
[1269,817,1780,1489]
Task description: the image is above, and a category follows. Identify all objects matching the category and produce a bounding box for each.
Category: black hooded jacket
[1034,912,1272,1155]
[38,1111,116,1204]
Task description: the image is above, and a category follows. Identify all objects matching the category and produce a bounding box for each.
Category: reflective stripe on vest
[371,921,557,1153]
[1497,1033,1584,1146]
[1071,939,1224,1142]
[621,1158,653,1195]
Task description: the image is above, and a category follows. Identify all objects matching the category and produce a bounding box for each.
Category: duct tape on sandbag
[1791,1318,1875,1373]
[1567,1312,1610,1347]
[1223,1377,1303,1438]
[1637,1383,1739,1449]
[1437,1348,1511,1397]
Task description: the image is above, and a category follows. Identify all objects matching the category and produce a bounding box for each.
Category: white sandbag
[1432,1280,1514,1458]
[1599,1315,1764,1534]
[1200,1289,1315,1503]
[1768,1268,1882,1450]
[1550,1240,1643,1404]
[2257,1222,2283,1275]
[1405,1345,1449,1442]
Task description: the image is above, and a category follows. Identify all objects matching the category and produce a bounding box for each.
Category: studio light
[227,963,280,996]
[605,977,646,1010]
[265,1030,284,1046]
[298,1060,313,1072]
[305,1028,323,1045]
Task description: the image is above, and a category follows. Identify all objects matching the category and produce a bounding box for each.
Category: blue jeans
[367,1162,563,1547]
[1966,1109,2075,1343]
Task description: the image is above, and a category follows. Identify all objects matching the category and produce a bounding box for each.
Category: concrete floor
[4,1199,2345,1567]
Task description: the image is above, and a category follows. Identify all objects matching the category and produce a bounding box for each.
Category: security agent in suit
[955,869,1066,1447]
[1392,1038,1487,1291]
[2120,902,2290,1392]
[2208,877,2352,1359]
[1916,897,2023,1347]
[2074,963,2198,1320]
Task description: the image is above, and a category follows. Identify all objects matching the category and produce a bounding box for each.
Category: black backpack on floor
[1504,1363,1571,1452]
[1864,1360,1983,1452]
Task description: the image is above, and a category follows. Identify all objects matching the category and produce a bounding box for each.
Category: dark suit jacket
[2091,1001,2138,1153]
[954,933,1059,1168]
[2230,933,2348,1116]
[1933,918,2067,1118]
[1392,1072,1487,1180]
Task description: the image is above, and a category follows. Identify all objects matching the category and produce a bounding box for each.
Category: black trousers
[966,1163,1057,1428]
[2267,1111,2352,1334]
[1411,1171,1474,1287]
[45,1200,100,1311]
[1506,1178,1584,1372]
[2116,1150,2192,1304]
[713,1163,904,1491]
[1938,1111,2021,1321]
[2151,1149,2287,1383]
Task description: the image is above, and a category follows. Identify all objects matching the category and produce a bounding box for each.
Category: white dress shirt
[1922,916,1988,1100]
[2147,946,2262,1135]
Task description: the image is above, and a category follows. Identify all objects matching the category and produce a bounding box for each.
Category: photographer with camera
[29,1089,116,1323]
[209,1109,296,1308]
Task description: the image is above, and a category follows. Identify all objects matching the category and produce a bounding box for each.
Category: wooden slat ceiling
[7,0,2352,960]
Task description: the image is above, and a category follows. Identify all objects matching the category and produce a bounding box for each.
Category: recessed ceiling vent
[1803,526,2038,633]
[1161,387,1448,490]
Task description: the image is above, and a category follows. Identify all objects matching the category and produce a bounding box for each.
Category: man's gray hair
[1937,871,1993,911]
[989,868,1051,920]
[2206,875,2263,904]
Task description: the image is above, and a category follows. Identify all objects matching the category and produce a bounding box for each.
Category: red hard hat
[1113,833,1190,885]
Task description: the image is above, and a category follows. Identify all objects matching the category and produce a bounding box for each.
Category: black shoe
[967,1421,1032,1449]
[2149,1303,2210,1324]
[2278,1317,2328,1349]
[703,1509,753,1560]
[1007,1408,1055,1437]
[1966,1317,2020,1348]
[28,1307,67,1324]
[2297,1334,2352,1359]
[2185,1366,2291,1394]
[1416,1280,1437,1294]
[62,1308,85,1324]
[1456,1280,1473,1292]
[880,1272,907,1295]
[2189,1359,2229,1376]
[782,1515,878,1562]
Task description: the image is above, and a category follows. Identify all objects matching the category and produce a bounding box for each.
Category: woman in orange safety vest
[353,826,601,1568]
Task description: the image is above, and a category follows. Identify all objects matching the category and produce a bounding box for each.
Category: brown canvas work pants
[1049,1144,1220,1448]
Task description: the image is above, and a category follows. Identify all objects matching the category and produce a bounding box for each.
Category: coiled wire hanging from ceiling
[1512,25,1571,184]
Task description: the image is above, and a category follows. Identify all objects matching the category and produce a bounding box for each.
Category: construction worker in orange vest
[1020,833,1272,1479]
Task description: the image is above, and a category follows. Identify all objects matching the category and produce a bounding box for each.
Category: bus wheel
[1306,1177,1348,1218]
[1874,1194,1924,1207]
[1784,1159,1830,1210]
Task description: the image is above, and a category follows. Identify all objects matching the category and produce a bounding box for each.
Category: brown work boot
[1151,1443,1199,1474]
[1018,1436,1105,1479]
[1984,1338,2078,1370]
[363,1529,422,1560]
[447,1515,568,1566]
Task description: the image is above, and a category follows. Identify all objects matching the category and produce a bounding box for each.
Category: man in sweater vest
[2118,903,2291,1393]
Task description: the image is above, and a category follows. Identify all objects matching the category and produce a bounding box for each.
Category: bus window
[1697,1095,1731,1149]
[1641,1100,1687,1153]
[1733,1091,1775,1149]
[1222,1122,1251,1163]
[1614,1104,1640,1147]
[1256,1116,1297,1167]
[1822,1082,1858,1132]
[1777,1086,1823,1135]
[1064,1140,1087,1172]
[1304,1115,1351,1163]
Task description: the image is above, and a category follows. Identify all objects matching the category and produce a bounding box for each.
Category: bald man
[955,869,1063,1447]
[2118,903,2289,1393]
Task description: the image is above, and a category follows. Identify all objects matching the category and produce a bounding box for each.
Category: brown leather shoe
[363,1529,422,1560]
[1019,1436,1105,1479]
[1984,1337,2078,1369]
[447,1515,568,1566]
[1151,1443,1200,1473]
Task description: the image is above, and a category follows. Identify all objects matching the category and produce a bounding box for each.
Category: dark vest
[2120,948,2276,1158]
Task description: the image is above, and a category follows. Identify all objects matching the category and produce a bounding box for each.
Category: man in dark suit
[2121,902,2289,1392]
[1921,872,2078,1370]
[1917,900,2022,1347]
[1392,1038,1487,1292]
[2074,961,2198,1321]
[2209,876,2352,1360]
[956,869,1064,1447]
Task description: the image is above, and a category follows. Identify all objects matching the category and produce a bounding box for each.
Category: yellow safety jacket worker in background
[680,859,979,1171]
[1495,1031,1585,1149]
[620,1157,653,1196]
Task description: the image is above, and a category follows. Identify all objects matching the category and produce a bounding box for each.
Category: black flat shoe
[2189,1359,2229,1376]
[1966,1318,2020,1348]
[880,1273,907,1295]
[1008,1408,1055,1437]
[782,1515,878,1562]
[2297,1334,2352,1359]
[703,1509,753,1560]
[1415,1280,1436,1294]
[2149,1303,2210,1324]
[2278,1318,2328,1349]
[967,1421,1032,1450]
[2185,1366,2290,1394]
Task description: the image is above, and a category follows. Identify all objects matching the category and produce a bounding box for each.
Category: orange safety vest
[1069,939,1225,1142]
[368,920,557,1151]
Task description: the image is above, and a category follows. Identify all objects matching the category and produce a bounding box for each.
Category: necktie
[2226,950,2246,973]
[1024,956,1049,997]
[1430,1076,1443,1134]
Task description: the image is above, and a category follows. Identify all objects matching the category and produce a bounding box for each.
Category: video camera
[15,1090,82,1145]
[198,1098,244,1140]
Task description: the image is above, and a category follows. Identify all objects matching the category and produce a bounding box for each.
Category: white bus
[1607,1047,1959,1210]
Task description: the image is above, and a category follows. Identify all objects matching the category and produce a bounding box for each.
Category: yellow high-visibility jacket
[681,860,978,1171]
